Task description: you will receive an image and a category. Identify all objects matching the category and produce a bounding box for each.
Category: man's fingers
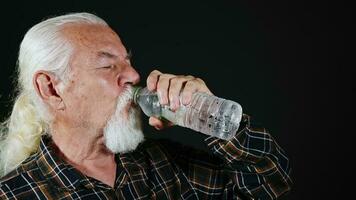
[146,70,212,131]
[147,69,212,108]
[169,75,195,110]
[156,73,175,105]
[181,78,212,105]
[146,70,162,91]
[149,117,164,130]
[149,116,174,130]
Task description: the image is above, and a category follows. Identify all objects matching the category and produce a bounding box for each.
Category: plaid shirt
[0,115,292,199]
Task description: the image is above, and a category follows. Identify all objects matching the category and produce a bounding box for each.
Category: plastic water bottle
[133,87,243,140]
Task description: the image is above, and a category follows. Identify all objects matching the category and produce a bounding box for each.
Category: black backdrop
[0,1,352,199]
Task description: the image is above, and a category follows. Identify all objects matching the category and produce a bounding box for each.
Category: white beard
[103,87,144,154]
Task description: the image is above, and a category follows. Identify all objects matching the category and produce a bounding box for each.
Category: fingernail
[175,98,180,110]
[147,83,154,91]
[182,96,190,105]
[170,98,177,111]
[157,91,163,103]
[158,91,167,105]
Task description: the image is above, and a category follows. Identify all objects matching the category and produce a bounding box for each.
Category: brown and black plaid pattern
[0,115,292,199]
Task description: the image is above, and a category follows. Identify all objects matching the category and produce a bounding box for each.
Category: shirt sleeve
[203,114,293,199]
[162,114,292,199]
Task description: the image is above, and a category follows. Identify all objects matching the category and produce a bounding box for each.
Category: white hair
[0,13,108,177]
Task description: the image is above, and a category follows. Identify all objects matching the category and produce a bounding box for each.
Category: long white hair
[0,13,107,177]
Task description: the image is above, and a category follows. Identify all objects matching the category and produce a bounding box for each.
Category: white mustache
[116,86,134,109]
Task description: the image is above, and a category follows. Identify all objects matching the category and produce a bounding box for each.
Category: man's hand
[146,70,212,130]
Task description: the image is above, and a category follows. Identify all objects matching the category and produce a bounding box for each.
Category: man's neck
[50,124,117,187]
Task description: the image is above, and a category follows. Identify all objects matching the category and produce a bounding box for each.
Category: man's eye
[102,65,115,69]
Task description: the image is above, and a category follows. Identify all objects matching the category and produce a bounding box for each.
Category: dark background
[0,1,352,199]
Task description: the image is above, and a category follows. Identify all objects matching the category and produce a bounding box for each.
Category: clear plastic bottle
[133,86,243,140]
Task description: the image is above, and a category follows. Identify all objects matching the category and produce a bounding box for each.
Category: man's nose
[118,65,140,86]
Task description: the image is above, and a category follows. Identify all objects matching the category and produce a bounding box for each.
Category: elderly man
[0,13,292,199]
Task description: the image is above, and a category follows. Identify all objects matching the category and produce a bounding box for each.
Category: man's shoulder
[0,169,28,196]
[0,168,46,200]
[138,138,185,156]
[139,138,208,156]
[0,153,44,196]
[137,138,221,167]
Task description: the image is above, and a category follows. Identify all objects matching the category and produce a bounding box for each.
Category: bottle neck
[132,86,143,105]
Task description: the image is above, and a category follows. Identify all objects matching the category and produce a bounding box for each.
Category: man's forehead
[62,24,121,47]
[62,24,128,59]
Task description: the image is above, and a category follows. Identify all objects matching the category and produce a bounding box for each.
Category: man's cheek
[97,78,118,96]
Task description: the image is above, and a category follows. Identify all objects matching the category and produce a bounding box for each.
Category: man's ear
[33,70,65,110]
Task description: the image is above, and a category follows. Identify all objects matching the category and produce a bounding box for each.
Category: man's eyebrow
[126,50,132,60]
[97,50,132,60]
[97,51,118,59]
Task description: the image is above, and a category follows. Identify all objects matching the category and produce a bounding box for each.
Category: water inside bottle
[134,87,242,140]
[184,93,242,140]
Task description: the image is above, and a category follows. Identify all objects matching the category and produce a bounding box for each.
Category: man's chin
[103,107,144,154]
[105,130,145,154]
